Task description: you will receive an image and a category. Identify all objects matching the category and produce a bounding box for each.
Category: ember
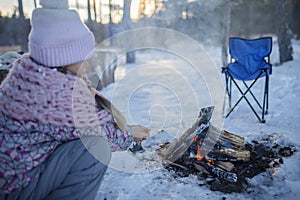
[159,107,296,193]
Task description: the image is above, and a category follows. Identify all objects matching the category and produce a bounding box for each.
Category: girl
[0,0,149,199]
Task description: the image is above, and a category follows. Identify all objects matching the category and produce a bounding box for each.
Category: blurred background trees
[0,0,299,64]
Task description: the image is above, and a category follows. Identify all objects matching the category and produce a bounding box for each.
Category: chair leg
[265,73,269,114]
[229,78,232,108]
[261,71,270,123]
[223,69,270,123]
[261,71,269,123]
[243,81,262,109]
[225,73,264,122]
[223,72,232,118]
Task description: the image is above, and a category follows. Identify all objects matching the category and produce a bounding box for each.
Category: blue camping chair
[222,37,272,123]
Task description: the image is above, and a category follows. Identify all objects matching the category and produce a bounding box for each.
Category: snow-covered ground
[96,38,300,200]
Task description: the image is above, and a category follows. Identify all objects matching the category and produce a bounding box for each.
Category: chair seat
[227,61,271,81]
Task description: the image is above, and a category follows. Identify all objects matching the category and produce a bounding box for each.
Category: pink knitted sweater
[0,55,132,193]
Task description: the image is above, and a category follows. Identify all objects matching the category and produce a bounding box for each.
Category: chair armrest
[222,66,229,73]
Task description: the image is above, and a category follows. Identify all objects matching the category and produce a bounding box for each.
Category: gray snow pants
[1,136,111,200]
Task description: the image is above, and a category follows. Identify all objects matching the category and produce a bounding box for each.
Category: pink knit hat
[28,0,95,67]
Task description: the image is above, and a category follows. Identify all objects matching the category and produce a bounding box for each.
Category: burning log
[159,106,214,164]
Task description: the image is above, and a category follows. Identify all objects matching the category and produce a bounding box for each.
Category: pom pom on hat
[28,0,95,67]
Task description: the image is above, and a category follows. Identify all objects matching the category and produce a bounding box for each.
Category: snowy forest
[0,0,299,62]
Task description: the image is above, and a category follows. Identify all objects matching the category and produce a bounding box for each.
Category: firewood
[220,130,245,150]
[195,161,238,183]
[165,160,188,171]
[206,152,238,162]
[199,125,222,157]
[202,127,245,154]
[216,161,235,171]
[193,163,210,174]
[218,148,250,162]
[159,106,214,164]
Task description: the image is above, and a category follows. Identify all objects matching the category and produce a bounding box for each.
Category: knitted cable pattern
[0,55,98,128]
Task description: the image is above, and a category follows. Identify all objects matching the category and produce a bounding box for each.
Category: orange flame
[196,142,203,161]
[193,135,198,142]
[195,141,214,164]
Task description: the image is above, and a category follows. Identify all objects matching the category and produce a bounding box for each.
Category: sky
[0,0,97,20]
[0,0,141,23]
[0,0,36,18]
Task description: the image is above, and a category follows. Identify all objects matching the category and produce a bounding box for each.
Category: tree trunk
[292,0,300,39]
[123,0,132,27]
[18,0,28,52]
[221,0,231,68]
[93,0,97,22]
[276,0,293,64]
[108,0,136,63]
[123,0,135,63]
[33,0,37,8]
[17,0,24,20]
[76,0,80,10]
[87,0,92,23]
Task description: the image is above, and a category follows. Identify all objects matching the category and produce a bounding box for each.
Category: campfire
[158,107,296,193]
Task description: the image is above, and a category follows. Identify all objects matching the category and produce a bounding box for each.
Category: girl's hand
[129,125,150,144]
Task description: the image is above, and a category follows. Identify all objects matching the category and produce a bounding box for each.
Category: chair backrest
[229,37,272,76]
[229,37,272,64]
